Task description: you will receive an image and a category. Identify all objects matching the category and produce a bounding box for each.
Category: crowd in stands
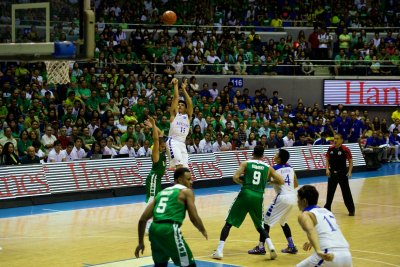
[1,59,400,166]
[1,1,400,165]
[1,1,400,77]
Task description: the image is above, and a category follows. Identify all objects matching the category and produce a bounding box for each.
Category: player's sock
[281,223,295,247]
[220,223,232,241]
[265,238,275,251]
[287,237,295,248]
[257,227,273,250]
[217,241,225,252]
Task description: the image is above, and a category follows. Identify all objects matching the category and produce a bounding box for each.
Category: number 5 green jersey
[242,160,270,193]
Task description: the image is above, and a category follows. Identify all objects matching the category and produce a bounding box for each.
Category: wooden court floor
[0,175,399,267]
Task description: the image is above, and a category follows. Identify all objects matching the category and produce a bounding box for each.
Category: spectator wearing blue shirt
[313,132,330,145]
[293,134,308,146]
[333,110,352,141]
[309,119,322,137]
[275,130,285,148]
[389,129,400,162]
[365,131,385,162]
[199,83,211,99]
[271,91,280,106]
[348,111,366,143]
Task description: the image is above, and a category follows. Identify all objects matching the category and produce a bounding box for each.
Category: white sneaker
[211,250,223,260]
[269,249,277,260]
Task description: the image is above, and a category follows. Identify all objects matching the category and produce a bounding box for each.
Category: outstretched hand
[317,251,334,261]
[144,117,155,128]
[134,243,145,258]
[172,78,178,86]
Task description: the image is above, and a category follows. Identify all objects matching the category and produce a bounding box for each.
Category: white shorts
[264,193,297,226]
[296,249,352,267]
[166,138,189,168]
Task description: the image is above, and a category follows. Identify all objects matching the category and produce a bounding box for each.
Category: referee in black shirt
[324,133,355,216]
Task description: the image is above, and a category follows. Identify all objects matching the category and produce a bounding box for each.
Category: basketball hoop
[44,60,72,85]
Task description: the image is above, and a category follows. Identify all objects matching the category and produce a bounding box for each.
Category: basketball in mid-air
[162,10,177,25]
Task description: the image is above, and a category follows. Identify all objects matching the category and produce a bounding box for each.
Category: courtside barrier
[0,144,365,200]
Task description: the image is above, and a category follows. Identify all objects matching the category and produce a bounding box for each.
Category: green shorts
[149,222,195,266]
[226,189,264,229]
[145,171,163,203]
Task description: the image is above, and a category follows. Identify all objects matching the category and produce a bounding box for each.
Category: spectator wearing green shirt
[157,115,170,134]
[131,98,146,121]
[134,124,146,145]
[98,88,109,113]
[390,48,400,75]
[17,90,31,114]
[78,80,91,101]
[0,98,8,125]
[17,130,32,156]
[124,108,138,125]
[120,125,137,146]
[105,98,121,120]
[80,127,96,150]
[334,49,348,76]
[86,90,100,113]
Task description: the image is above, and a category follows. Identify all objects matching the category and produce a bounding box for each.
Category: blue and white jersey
[273,164,296,195]
[306,206,350,250]
[168,113,190,143]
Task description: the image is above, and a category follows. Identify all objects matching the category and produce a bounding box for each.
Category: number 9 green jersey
[242,160,270,193]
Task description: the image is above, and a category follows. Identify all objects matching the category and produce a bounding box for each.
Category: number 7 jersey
[242,160,270,193]
[272,164,296,195]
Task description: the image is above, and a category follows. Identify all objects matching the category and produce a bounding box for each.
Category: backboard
[0,0,94,62]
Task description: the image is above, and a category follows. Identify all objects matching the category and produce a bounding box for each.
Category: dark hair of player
[253,145,265,159]
[178,100,187,108]
[174,167,190,181]
[298,185,319,206]
[278,149,290,164]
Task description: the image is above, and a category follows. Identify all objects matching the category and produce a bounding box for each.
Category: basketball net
[44,61,72,85]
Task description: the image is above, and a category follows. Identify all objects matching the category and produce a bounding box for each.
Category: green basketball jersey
[153,184,187,225]
[242,160,270,193]
[150,151,166,176]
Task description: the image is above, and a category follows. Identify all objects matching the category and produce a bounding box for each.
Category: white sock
[258,242,264,248]
[217,241,225,252]
[265,238,275,251]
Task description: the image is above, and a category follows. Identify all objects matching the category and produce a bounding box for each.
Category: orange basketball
[162,10,177,25]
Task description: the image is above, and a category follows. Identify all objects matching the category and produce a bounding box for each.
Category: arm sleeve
[343,145,352,159]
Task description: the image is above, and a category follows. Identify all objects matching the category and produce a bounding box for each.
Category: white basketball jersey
[169,113,190,143]
[309,207,349,250]
[273,164,296,195]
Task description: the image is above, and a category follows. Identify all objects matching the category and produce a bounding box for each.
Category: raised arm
[181,79,193,119]
[170,78,179,119]
[184,189,208,239]
[233,161,247,184]
[134,199,155,258]
[145,117,162,163]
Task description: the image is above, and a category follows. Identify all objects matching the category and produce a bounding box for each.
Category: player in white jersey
[166,78,193,169]
[248,149,299,255]
[297,185,352,267]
